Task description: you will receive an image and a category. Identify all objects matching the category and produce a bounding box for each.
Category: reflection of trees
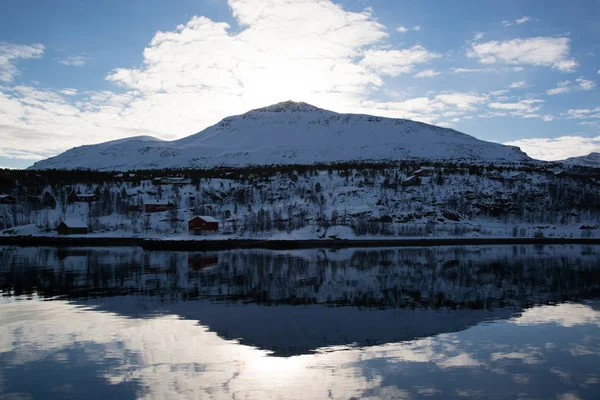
[1,246,599,310]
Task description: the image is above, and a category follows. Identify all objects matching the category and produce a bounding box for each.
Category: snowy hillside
[30,101,531,171]
[2,162,599,239]
[562,152,600,168]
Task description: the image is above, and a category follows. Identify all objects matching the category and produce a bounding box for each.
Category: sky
[0,0,599,169]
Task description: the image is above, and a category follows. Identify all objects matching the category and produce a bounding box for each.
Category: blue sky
[0,0,599,168]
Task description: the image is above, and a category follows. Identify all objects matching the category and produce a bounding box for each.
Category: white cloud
[60,88,78,96]
[566,107,600,119]
[577,77,596,90]
[546,78,596,95]
[414,69,440,78]
[508,81,526,89]
[396,25,420,33]
[57,55,87,67]
[360,91,488,125]
[0,42,44,82]
[489,99,543,112]
[547,80,571,95]
[361,46,440,76]
[565,107,600,128]
[467,37,578,72]
[504,16,531,27]
[0,0,445,162]
[473,32,484,41]
[504,136,600,160]
[452,67,494,73]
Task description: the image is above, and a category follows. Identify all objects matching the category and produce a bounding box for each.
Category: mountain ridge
[30,101,532,171]
[561,152,600,167]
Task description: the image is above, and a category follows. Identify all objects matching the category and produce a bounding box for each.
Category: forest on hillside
[1,161,599,238]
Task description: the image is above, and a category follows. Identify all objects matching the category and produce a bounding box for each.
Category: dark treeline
[1,160,600,236]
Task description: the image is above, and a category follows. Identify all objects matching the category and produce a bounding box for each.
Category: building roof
[191,215,219,223]
[60,218,88,229]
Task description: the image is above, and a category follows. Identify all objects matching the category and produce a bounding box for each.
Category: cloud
[504,136,600,160]
[360,91,488,125]
[503,16,531,27]
[564,107,600,127]
[546,78,596,95]
[546,87,570,95]
[489,99,543,112]
[0,0,445,162]
[0,42,44,82]
[508,81,526,89]
[577,77,596,91]
[547,80,571,95]
[566,107,600,120]
[452,67,494,73]
[473,32,484,41]
[360,46,440,76]
[414,69,440,78]
[484,98,552,121]
[467,37,578,72]
[60,88,78,96]
[396,25,420,33]
[57,55,87,67]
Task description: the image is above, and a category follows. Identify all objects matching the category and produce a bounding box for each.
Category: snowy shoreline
[2,236,600,250]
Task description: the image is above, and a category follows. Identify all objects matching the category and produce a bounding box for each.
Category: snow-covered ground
[1,162,598,240]
[562,152,600,168]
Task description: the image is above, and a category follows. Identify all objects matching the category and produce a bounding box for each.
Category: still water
[0,245,599,399]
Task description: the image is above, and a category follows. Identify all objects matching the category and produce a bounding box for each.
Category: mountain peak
[30,103,532,171]
[249,101,322,113]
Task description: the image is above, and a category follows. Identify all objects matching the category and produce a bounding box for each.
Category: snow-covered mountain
[561,152,600,168]
[30,101,531,171]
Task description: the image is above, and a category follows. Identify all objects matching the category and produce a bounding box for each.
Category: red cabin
[188,216,219,235]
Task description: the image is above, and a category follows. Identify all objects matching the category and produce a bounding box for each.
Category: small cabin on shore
[57,219,89,235]
[144,200,176,213]
[402,175,421,187]
[413,168,432,178]
[188,216,219,235]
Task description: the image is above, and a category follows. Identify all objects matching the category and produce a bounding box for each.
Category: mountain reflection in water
[0,245,599,399]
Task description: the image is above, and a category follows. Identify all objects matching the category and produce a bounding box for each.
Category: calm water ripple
[1,245,599,399]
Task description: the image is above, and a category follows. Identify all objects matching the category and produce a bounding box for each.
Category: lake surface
[1,245,599,399]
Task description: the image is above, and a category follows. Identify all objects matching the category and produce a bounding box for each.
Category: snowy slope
[561,152,600,168]
[30,101,531,171]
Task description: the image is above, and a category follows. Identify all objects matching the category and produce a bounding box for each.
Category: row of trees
[1,161,600,235]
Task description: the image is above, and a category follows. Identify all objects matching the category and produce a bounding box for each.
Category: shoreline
[1,236,600,250]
